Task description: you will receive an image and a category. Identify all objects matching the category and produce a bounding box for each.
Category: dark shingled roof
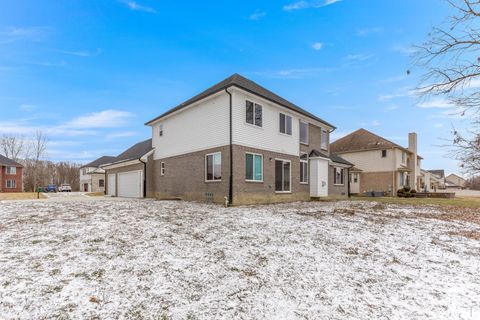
[309,149,354,166]
[0,154,23,167]
[145,73,335,129]
[428,169,445,178]
[330,128,410,154]
[112,139,153,163]
[81,156,116,169]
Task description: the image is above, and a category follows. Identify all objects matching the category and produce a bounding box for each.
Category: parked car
[58,184,72,192]
[45,184,57,193]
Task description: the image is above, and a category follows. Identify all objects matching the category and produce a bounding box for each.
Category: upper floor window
[381,150,387,158]
[279,113,292,135]
[82,168,87,175]
[6,167,16,175]
[245,153,263,181]
[161,162,165,176]
[300,121,309,144]
[321,129,328,150]
[333,167,344,185]
[246,100,262,127]
[205,152,221,182]
[6,179,16,189]
[159,124,164,137]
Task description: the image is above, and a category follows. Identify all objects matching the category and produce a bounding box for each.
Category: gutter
[225,87,233,205]
[139,157,147,198]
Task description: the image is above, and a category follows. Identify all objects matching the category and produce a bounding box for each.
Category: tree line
[0,132,82,192]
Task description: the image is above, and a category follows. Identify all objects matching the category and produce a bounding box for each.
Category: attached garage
[100,139,153,199]
[118,170,143,198]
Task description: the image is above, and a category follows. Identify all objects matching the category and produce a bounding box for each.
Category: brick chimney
[408,132,418,189]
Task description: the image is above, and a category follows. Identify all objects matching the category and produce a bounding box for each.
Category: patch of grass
[351,196,480,208]
[0,192,46,200]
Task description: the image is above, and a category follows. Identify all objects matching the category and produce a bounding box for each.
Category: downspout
[347,167,351,198]
[225,87,233,205]
[139,157,147,198]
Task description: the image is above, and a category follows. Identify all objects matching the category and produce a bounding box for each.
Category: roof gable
[112,139,153,164]
[0,154,23,167]
[145,73,335,128]
[81,155,116,168]
[330,128,409,154]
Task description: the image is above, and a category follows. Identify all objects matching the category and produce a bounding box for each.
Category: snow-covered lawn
[0,199,479,319]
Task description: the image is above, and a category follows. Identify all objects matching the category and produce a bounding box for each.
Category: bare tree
[414,0,480,175]
[0,135,27,161]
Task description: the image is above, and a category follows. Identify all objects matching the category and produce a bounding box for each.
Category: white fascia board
[102,159,141,170]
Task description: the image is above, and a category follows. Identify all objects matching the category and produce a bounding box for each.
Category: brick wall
[328,166,349,198]
[360,171,395,195]
[1,166,23,193]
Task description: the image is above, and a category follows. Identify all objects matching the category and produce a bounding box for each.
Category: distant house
[428,169,446,189]
[79,156,116,193]
[445,173,467,189]
[0,155,23,193]
[420,169,445,192]
[102,139,153,198]
[330,128,423,195]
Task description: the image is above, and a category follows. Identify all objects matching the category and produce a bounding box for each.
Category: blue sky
[0,0,469,175]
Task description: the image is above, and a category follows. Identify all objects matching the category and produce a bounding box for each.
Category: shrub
[397,187,416,198]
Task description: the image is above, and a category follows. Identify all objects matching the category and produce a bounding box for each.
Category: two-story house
[144,74,351,205]
[79,156,115,193]
[0,155,23,193]
[331,128,423,195]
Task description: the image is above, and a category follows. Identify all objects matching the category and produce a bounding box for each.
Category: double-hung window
[279,113,292,135]
[333,167,344,185]
[300,153,308,184]
[321,129,328,150]
[161,162,165,176]
[275,159,291,192]
[6,167,16,175]
[245,153,263,181]
[300,121,309,144]
[381,150,387,158]
[246,100,262,127]
[205,152,222,181]
[6,180,16,189]
[99,179,105,187]
[159,124,164,137]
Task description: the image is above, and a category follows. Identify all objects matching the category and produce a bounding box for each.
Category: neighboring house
[428,169,446,189]
[445,173,467,189]
[79,156,116,193]
[102,139,153,198]
[144,73,351,205]
[0,155,23,193]
[420,169,445,192]
[330,128,423,195]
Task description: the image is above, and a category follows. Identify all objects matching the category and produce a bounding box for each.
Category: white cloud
[106,131,137,140]
[65,110,134,129]
[416,99,455,109]
[253,67,333,79]
[356,27,383,37]
[283,0,342,11]
[346,53,374,61]
[61,48,102,57]
[392,44,417,55]
[0,26,50,42]
[312,42,323,50]
[248,11,267,20]
[385,105,399,111]
[122,1,156,13]
[19,104,37,112]
[434,123,444,128]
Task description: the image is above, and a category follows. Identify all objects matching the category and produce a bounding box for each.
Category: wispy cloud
[252,67,333,79]
[65,110,135,129]
[248,10,267,20]
[19,104,37,112]
[384,105,399,111]
[283,0,342,11]
[312,42,323,50]
[106,131,137,140]
[377,87,413,101]
[0,26,50,42]
[392,44,417,55]
[345,53,374,61]
[356,27,383,37]
[361,120,381,127]
[121,1,157,13]
[416,98,455,109]
[61,48,102,57]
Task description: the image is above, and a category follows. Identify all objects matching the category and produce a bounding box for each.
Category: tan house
[419,169,445,192]
[79,156,116,192]
[330,128,423,195]
[445,173,467,189]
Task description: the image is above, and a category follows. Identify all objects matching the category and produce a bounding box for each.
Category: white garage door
[107,174,116,196]
[118,170,143,198]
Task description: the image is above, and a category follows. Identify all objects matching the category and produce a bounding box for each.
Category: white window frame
[6,179,16,189]
[158,124,164,137]
[321,129,328,150]
[300,152,308,184]
[333,167,345,186]
[160,162,165,176]
[205,152,222,182]
[279,113,293,136]
[245,152,263,182]
[275,158,292,193]
[245,99,263,128]
[6,166,16,175]
[300,121,309,145]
